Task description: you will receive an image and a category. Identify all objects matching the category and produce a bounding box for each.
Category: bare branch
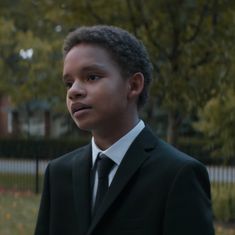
[191,51,211,69]
[165,3,181,64]
[211,0,219,33]
[184,3,209,43]
[126,0,138,35]
[84,0,105,24]
[132,0,169,59]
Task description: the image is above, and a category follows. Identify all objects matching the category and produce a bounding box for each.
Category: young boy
[35,25,214,235]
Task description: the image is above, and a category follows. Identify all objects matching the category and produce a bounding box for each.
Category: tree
[0,0,235,143]
[0,1,67,136]
[194,89,235,162]
[124,0,234,144]
[0,1,65,109]
[48,0,234,144]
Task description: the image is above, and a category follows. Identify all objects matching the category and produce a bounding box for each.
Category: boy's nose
[68,81,86,100]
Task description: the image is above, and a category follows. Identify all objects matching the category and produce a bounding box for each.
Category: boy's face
[63,44,132,133]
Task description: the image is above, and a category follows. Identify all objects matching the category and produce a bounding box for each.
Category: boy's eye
[64,81,73,89]
[87,75,101,81]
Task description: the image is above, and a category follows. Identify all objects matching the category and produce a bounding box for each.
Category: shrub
[212,183,235,222]
[0,138,89,160]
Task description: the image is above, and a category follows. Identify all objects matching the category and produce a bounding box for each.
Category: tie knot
[97,154,114,179]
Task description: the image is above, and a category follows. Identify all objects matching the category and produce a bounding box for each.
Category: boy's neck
[92,116,139,150]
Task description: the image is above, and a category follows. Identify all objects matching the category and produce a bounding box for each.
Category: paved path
[0,159,48,174]
[207,166,235,183]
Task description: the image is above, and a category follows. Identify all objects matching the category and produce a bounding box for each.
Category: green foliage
[194,90,235,162]
[0,173,44,192]
[212,183,235,222]
[0,17,18,94]
[119,0,235,113]
[178,136,216,164]
[0,0,235,144]
[0,0,65,110]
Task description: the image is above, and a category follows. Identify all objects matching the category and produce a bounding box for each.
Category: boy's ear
[127,72,144,101]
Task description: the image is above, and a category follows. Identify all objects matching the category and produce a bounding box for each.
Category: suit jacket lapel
[87,127,158,235]
[73,144,92,235]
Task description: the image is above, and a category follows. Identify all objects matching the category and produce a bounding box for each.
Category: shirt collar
[92,120,145,167]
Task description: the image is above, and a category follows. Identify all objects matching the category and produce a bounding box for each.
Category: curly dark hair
[63,25,153,107]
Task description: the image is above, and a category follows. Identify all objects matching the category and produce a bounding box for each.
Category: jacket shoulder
[50,143,91,167]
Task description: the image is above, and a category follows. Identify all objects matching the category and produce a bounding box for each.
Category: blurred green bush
[212,183,235,223]
[0,136,234,165]
[0,138,89,160]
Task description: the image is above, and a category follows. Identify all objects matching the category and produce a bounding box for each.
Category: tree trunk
[167,111,181,146]
[44,110,51,137]
[0,95,10,137]
[12,110,21,137]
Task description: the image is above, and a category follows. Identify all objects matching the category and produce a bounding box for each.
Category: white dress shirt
[91,120,145,207]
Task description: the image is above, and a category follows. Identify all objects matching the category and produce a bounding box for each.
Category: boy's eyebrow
[62,63,108,81]
[79,64,107,72]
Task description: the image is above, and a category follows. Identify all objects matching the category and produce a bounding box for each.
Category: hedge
[0,138,89,160]
[0,137,234,165]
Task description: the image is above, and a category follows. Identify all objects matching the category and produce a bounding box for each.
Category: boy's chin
[74,121,93,132]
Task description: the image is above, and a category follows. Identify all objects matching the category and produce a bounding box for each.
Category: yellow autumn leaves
[0,192,39,235]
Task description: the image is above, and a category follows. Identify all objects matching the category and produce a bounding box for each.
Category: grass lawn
[0,172,234,234]
[0,192,234,235]
[0,192,40,235]
[0,172,44,193]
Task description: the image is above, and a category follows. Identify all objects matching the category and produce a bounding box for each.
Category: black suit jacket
[35,127,215,235]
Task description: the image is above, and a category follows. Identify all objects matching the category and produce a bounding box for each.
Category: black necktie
[93,154,114,215]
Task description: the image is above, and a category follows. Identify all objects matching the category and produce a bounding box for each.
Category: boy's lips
[71,102,92,115]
